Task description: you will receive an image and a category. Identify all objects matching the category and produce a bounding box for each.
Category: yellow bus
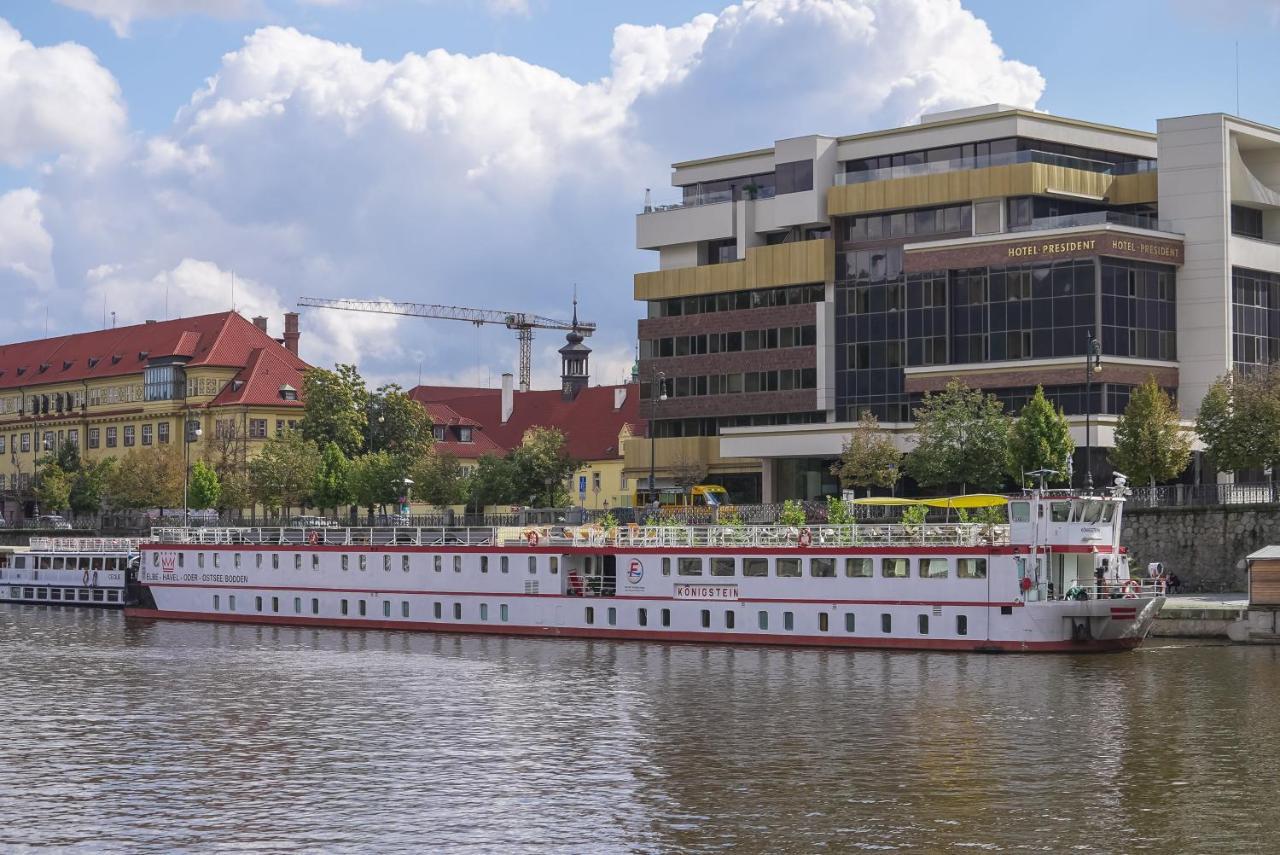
[634,485,731,508]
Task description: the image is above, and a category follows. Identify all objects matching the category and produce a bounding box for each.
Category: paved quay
[1152,593,1248,638]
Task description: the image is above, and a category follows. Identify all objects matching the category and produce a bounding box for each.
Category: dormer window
[138,351,149,361]
[62,360,73,370]
[38,363,49,373]
[433,426,446,441]
[110,355,122,365]
[88,357,99,368]
[457,427,473,443]
[15,367,24,376]
[279,384,298,401]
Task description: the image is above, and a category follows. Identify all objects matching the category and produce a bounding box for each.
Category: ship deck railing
[150,523,1011,549]
[1046,581,1167,601]
[28,537,146,553]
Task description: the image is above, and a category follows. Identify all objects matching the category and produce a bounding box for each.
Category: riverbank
[1152,593,1247,638]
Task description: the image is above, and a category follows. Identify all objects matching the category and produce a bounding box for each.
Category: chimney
[283,311,300,356]
[252,316,268,333]
[613,386,627,410]
[501,373,514,423]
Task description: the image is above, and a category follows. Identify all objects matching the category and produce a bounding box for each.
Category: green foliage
[53,442,81,474]
[347,451,409,512]
[249,432,323,511]
[410,450,470,507]
[205,432,251,511]
[779,499,807,526]
[718,506,744,528]
[187,460,222,509]
[831,410,902,495]
[826,496,855,526]
[33,462,72,512]
[905,380,1011,492]
[1007,386,1074,485]
[468,454,518,508]
[300,364,368,457]
[600,511,619,530]
[104,447,185,510]
[508,426,578,506]
[368,383,434,457]
[310,442,352,512]
[69,459,114,516]
[1195,369,1280,473]
[900,504,928,528]
[1110,376,1192,487]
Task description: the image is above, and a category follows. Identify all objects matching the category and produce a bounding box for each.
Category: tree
[347,451,408,515]
[311,442,353,514]
[831,410,902,496]
[410,450,470,507]
[468,454,519,509]
[33,462,72,512]
[904,380,1012,493]
[205,426,252,512]
[249,432,322,514]
[508,426,578,506]
[300,364,368,457]
[1007,386,1075,485]
[1196,369,1280,474]
[188,460,222,509]
[105,447,184,509]
[368,383,434,457]
[69,459,115,517]
[1111,376,1192,487]
[669,454,709,501]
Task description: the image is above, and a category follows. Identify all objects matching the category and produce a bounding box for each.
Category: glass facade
[1232,267,1280,371]
[648,284,824,319]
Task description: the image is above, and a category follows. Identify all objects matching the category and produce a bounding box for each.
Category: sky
[0,0,1278,391]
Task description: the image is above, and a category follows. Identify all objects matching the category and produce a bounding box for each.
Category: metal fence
[1126,483,1280,509]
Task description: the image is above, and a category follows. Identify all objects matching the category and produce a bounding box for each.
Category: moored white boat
[125,478,1163,652]
[1,537,142,608]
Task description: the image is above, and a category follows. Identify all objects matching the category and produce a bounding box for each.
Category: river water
[2,606,1277,853]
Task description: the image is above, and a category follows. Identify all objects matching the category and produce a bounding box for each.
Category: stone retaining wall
[1124,504,1280,592]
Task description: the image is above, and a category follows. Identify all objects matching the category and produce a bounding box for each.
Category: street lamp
[400,477,413,519]
[1084,331,1102,491]
[182,418,202,526]
[647,369,667,513]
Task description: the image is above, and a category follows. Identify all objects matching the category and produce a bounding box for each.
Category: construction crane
[296,296,596,393]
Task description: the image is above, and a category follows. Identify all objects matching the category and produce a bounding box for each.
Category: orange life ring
[526,530,539,547]
[308,531,320,546]
[798,528,812,548]
[1123,579,1140,599]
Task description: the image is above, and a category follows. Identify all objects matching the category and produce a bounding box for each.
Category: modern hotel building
[631,105,1280,502]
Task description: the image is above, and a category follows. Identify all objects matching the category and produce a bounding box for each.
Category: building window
[141,424,153,446]
[67,429,78,448]
[774,159,814,195]
[158,422,170,443]
[457,426,473,442]
[249,419,267,438]
[433,426,446,441]
[20,433,30,452]
[87,429,100,449]
[1232,204,1264,240]
[123,426,135,447]
[144,363,186,401]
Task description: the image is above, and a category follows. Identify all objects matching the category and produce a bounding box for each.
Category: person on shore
[1166,572,1182,595]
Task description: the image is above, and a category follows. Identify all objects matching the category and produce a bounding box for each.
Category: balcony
[634,239,833,301]
[1009,211,1177,235]
[637,197,738,250]
[835,149,1155,186]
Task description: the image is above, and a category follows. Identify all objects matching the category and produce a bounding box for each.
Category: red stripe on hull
[143,543,1116,556]
[122,607,1144,653]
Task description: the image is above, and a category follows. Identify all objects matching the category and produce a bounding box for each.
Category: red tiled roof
[409,383,641,461]
[0,312,310,406]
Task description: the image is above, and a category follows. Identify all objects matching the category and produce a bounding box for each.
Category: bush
[826,496,854,526]
[779,499,807,526]
[901,505,928,529]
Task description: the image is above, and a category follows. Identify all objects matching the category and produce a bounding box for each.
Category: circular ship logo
[627,559,644,584]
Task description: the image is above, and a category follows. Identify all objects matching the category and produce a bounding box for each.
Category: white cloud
[54,0,262,37]
[0,19,127,167]
[0,189,54,291]
[87,258,283,326]
[16,1,1043,391]
[484,0,531,17]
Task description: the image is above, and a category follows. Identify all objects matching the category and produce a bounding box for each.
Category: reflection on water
[1,606,1277,853]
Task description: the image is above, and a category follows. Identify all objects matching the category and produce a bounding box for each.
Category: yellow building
[0,311,309,522]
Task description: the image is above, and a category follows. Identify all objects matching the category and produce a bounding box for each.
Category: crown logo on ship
[160,554,176,573]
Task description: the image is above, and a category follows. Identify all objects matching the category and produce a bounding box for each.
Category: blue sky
[0,0,1277,389]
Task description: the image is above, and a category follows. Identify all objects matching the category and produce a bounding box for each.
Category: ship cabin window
[272,554,279,570]
[79,590,90,601]
[434,555,442,572]
[819,612,829,632]
[920,558,948,578]
[743,557,768,577]
[479,603,488,620]
[661,608,671,627]
[758,611,768,630]
[1009,501,1031,523]
[500,604,509,622]
[881,613,892,633]
[384,555,392,572]
[255,596,263,612]
[586,606,595,624]
[312,598,319,614]
[212,553,220,568]
[359,555,367,571]
[294,554,302,570]
[294,597,302,614]
[403,601,410,618]
[197,553,204,569]
[1050,502,1071,523]
[228,595,236,611]
[700,609,711,628]
[528,556,536,574]
[312,554,320,570]
[549,557,558,574]
[452,603,461,620]
[678,557,703,576]
[882,558,910,578]
[784,611,795,631]
[662,557,671,576]
[92,590,104,602]
[918,614,929,634]
[1101,502,1116,523]
[255,554,261,568]
[776,558,801,577]
[213,595,220,610]
[608,607,617,626]
[107,591,119,603]
[957,615,968,635]
[845,613,855,632]
[957,558,987,579]
[342,555,350,571]
[456,556,464,573]
[385,601,393,618]
[711,557,735,577]
[341,599,349,615]
[178,554,184,568]
[724,610,734,629]
[50,589,61,600]
[360,600,368,617]
[271,597,279,613]
[1078,499,1104,524]
[810,557,836,577]
[501,556,509,573]
[52,557,63,570]
[638,607,648,627]
[481,556,489,573]
[153,553,159,567]
[434,602,442,619]
[1001,605,1014,615]
[402,555,410,572]
[846,557,873,578]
